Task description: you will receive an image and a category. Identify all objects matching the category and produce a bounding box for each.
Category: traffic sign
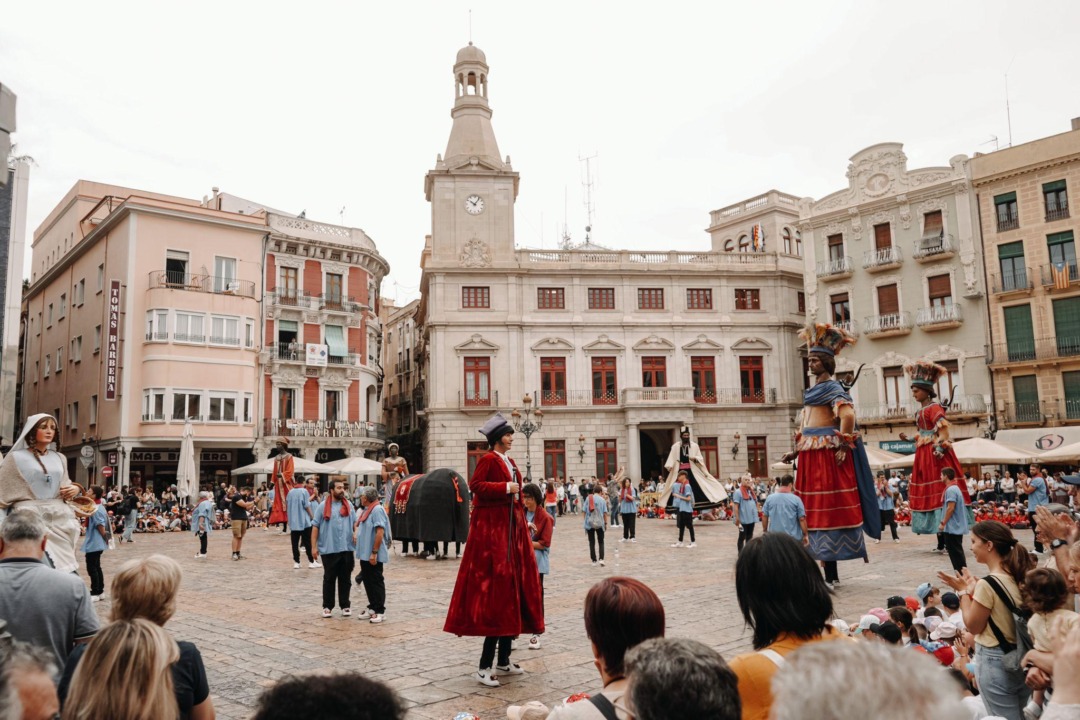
[101,466,114,478]
[80,456,94,469]
[80,444,94,459]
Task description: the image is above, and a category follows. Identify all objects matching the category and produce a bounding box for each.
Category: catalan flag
[751,223,765,252]
[1053,262,1071,290]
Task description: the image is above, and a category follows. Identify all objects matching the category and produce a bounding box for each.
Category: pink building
[22,182,389,491]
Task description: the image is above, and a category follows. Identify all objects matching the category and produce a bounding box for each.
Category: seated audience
[623,637,740,720]
[250,672,405,720]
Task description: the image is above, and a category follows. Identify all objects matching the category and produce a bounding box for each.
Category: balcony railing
[815,256,853,279]
[997,216,1019,232]
[326,352,360,366]
[834,320,859,338]
[989,335,1080,364]
[270,290,311,308]
[271,342,302,361]
[1064,398,1080,421]
[141,413,166,422]
[458,390,499,409]
[395,361,412,375]
[862,246,903,270]
[990,269,1034,294]
[1005,402,1043,425]
[318,294,361,313]
[945,394,988,416]
[1047,204,1070,222]
[261,418,386,441]
[174,333,205,344]
[148,271,256,298]
[145,331,168,342]
[858,402,917,422]
[622,387,695,405]
[916,304,963,328]
[1040,263,1080,288]
[538,390,600,407]
[863,312,913,336]
[209,335,241,347]
[912,234,955,261]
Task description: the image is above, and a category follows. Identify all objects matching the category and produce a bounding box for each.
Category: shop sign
[130,450,234,463]
[271,418,378,438]
[879,440,916,454]
[105,280,121,400]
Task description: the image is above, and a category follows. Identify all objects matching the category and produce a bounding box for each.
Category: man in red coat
[444,413,544,687]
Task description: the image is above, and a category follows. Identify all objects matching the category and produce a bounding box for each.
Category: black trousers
[880,509,899,540]
[85,551,104,596]
[823,560,839,584]
[1028,512,1044,552]
[358,560,386,614]
[401,539,418,554]
[291,528,313,563]
[586,528,605,561]
[621,513,637,539]
[321,552,354,610]
[677,511,695,542]
[936,532,946,551]
[197,531,208,555]
[737,522,756,551]
[944,532,967,573]
[480,636,512,669]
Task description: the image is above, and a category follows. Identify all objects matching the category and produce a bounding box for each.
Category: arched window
[738,235,751,253]
[795,230,803,256]
[782,228,792,254]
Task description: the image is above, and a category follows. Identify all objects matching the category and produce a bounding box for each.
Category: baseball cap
[828,618,850,635]
[916,582,934,602]
[867,607,889,624]
[930,622,959,641]
[1060,474,1080,486]
[507,702,550,720]
[870,621,903,644]
[923,616,944,635]
[886,595,906,609]
[932,645,956,666]
[904,596,920,613]
[854,614,878,633]
[941,592,960,610]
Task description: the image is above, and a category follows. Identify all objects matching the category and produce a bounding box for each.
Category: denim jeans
[123,510,138,541]
[975,643,1029,720]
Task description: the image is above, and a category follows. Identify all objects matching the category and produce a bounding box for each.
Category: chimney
[1072,117,1080,132]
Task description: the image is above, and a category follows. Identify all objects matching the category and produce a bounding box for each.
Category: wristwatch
[1051,539,1068,550]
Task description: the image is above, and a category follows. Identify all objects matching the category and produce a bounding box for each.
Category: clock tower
[425,43,519,267]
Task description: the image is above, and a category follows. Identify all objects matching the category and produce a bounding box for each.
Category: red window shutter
[877,284,899,315]
[874,223,891,250]
[924,211,943,234]
[928,275,952,300]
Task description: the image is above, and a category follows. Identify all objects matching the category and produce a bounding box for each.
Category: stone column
[627,423,640,482]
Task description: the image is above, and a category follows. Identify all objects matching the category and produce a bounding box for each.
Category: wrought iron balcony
[988,335,1080,364]
[997,216,1019,232]
[863,246,903,272]
[834,320,859,338]
[1040,262,1080,290]
[1046,204,1070,222]
[622,387,695,405]
[989,269,1034,295]
[1004,401,1044,425]
[912,234,956,261]
[458,390,499,409]
[148,271,256,298]
[916,304,963,330]
[815,256,853,280]
[863,311,913,337]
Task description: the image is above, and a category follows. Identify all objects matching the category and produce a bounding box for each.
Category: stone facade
[417,45,805,483]
[380,297,422,472]
[971,121,1080,451]
[800,143,993,448]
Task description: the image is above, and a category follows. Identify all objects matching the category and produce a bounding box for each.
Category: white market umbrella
[885,437,1037,468]
[863,445,907,470]
[175,421,198,504]
[770,461,794,472]
[231,457,339,476]
[1039,440,1080,463]
[324,456,384,475]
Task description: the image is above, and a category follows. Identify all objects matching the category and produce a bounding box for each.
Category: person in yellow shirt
[729,533,850,720]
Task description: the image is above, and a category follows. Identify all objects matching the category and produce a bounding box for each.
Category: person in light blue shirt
[353,486,391,623]
[876,473,899,543]
[617,475,639,542]
[937,468,968,573]
[286,479,317,569]
[733,475,760,553]
[583,486,608,566]
[311,480,357,618]
[671,471,696,548]
[81,486,109,600]
[191,491,215,558]
[1022,465,1050,553]
[761,475,807,545]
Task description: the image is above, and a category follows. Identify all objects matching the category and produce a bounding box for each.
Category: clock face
[465,195,485,215]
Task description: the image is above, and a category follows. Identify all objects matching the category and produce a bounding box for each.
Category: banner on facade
[106,279,121,400]
[274,419,378,439]
[130,449,234,463]
[306,343,328,367]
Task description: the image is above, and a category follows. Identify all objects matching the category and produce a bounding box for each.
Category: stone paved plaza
[81,517,953,719]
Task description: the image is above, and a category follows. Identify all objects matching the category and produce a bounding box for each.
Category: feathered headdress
[904,360,947,390]
[798,323,856,357]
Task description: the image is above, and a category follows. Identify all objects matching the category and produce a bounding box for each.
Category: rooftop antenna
[559,185,573,249]
[339,206,346,225]
[468,9,472,44]
[1004,53,1016,148]
[579,152,598,243]
[980,135,1000,152]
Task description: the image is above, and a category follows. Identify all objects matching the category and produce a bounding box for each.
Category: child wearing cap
[1022,567,1080,719]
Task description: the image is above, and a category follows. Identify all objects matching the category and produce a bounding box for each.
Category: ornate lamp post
[511,394,543,482]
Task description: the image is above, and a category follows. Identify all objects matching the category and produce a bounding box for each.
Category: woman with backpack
[584,485,608,567]
[937,520,1035,720]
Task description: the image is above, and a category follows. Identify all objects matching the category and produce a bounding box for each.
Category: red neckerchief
[740,485,752,501]
[357,501,379,524]
[323,495,349,519]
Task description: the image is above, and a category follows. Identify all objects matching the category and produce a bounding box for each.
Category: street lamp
[511,394,543,482]
[577,434,586,462]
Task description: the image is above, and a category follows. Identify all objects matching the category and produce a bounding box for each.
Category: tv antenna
[579,152,598,243]
[980,135,999,152]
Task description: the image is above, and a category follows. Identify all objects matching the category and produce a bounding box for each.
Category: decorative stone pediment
[632,335,675,353]
[681,334,724,353]
[454,334,499,355]
[276,370,306,387]
[731,337,773,352]
[924,345,964,362]
[274,255,306,271]
[582,334,626,354]
[459,238,491,268]
[872,350,911,369]
[531,336,574,353]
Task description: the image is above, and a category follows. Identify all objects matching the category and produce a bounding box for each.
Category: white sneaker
[497,663,525,675]
[194,553,205,559]
[357,609,373,620]
[342,608,352,618]
[873,539,880,544]
[510,638,519,650]
[591,560,598,566]
[91,595,102,603]
[426,553,439,561]
[618,538,627,543]
[671,542,684,548]
[688,542,697,548]
[599,560,606,566]
[631,538,637,543]
[476,669,500,687]
[294,562,301,569]
[321,608,332,618]
[894,539,900,544]
[528,635,542,650]
[369,613,384,624]
[310,559,322,568]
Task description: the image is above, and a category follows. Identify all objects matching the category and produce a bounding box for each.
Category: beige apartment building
[972,119,1080,453]
[417,44,806,483]
[23,182,266,488]
[800,143,993,450]
[380,297,421,471]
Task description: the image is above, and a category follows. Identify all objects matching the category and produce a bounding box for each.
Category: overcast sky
[4,1,1079,304]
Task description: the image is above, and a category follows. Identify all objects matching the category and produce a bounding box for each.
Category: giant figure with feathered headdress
[783,324,880,585]
[898,360,971,540]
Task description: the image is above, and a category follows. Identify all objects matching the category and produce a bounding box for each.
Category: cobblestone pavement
[82,517,948,719]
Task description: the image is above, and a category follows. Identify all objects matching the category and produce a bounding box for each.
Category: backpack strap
[588,693,621,720]
[981,576,1019,652]
[758,649,786,667]
[984,574,1025,617]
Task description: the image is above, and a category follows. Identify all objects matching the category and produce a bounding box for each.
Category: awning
[278,319,298,332]
[324,325,348,357]
[993,427,1080,455]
